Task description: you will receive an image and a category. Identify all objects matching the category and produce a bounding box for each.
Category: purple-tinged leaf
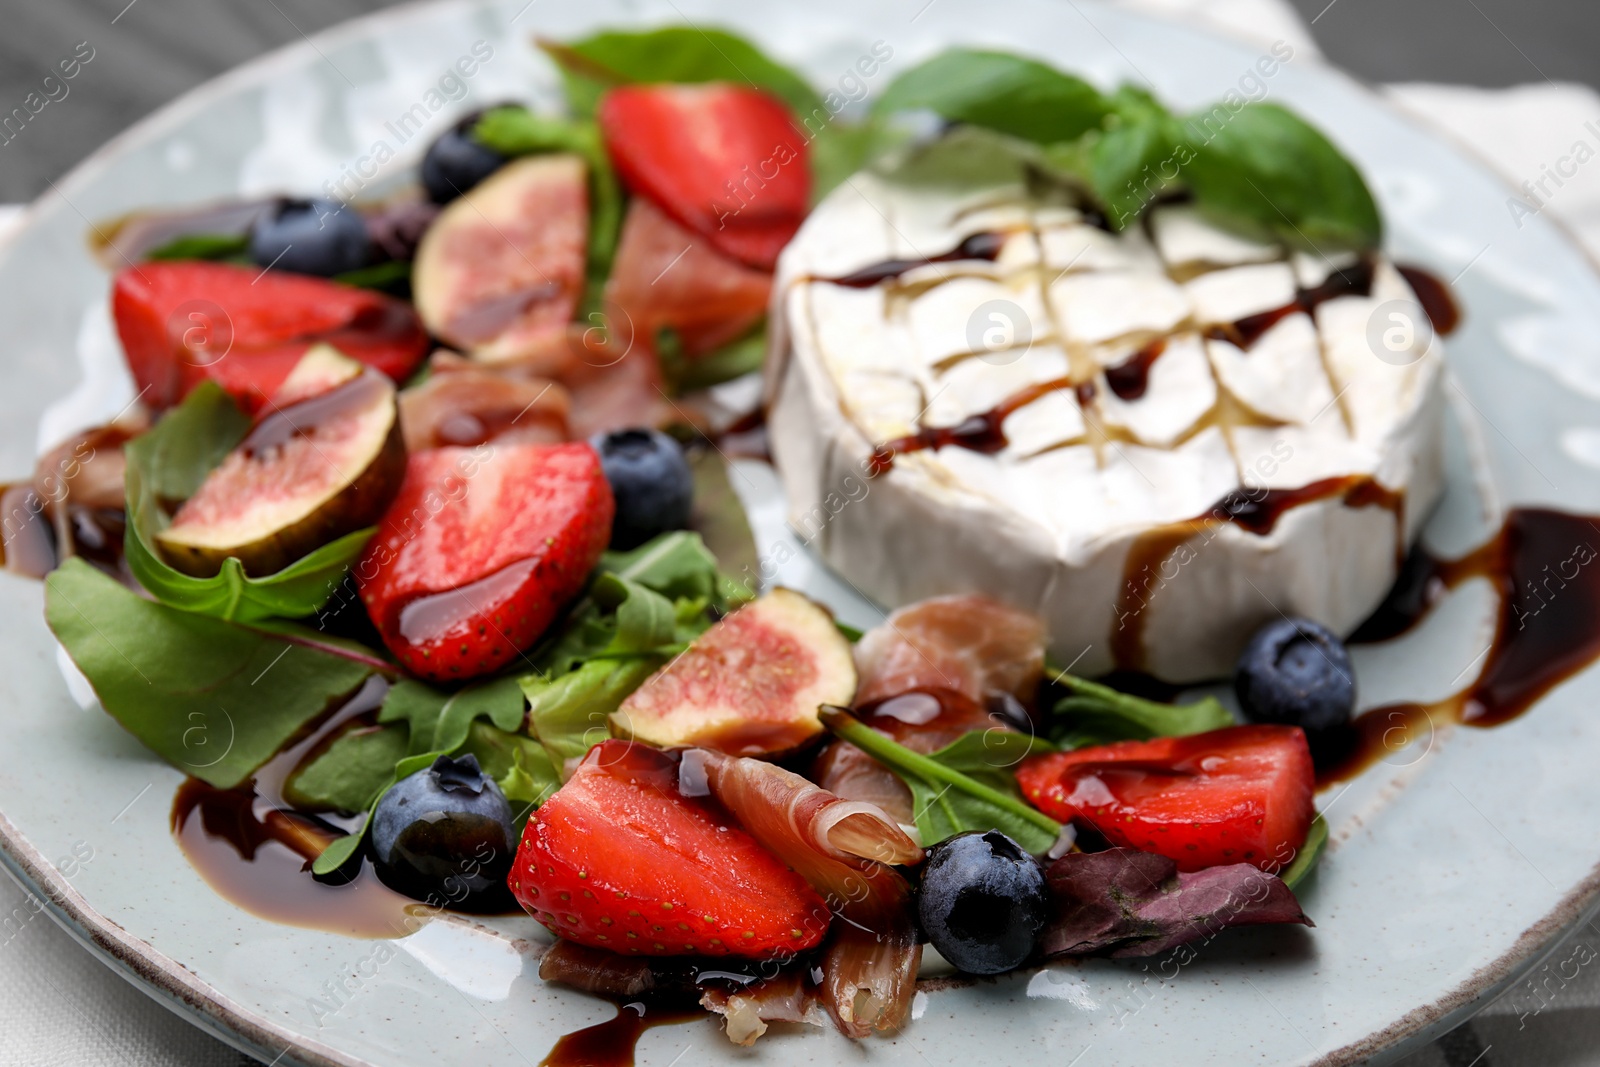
[1042,847,1312,959]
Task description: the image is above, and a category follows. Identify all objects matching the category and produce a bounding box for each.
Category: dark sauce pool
[1319,508,1600,783]
[170,676,424,938]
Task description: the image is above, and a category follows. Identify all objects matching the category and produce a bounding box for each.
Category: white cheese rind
[769,156,1447,682]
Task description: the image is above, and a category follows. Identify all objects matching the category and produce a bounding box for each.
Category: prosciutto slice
[854,594,1047,707]
[695,750,923,1039]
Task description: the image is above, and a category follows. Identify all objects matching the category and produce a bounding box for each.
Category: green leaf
[539,27,824,119]
[1178,102,1381,251]
[471,107,624,287]
[1088,116,1185,231]
[144,232,251,263]
[658,321,768,394]
[872,49,1111,144]
[132,380,251,500]
[1046,665,1234,749]
[810,121,903,203]
[121,382,375,622]
[592,573,680,653]
[819,707,1062,853]
[459,721,561,809]
[600,530,726,608]
[522,658,659,770]
[282,722,409,813]
[332,260,413,292]
[311,831,365,876]
[376,676,525,755]
[46,559,374,790]
[1281,813,1328,890]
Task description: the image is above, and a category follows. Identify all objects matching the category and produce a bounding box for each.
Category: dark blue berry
[1235,616,1356,735]
[420,117,506,203]
[371,754,515,906]
[248,198,373,277]
[918,831,1048,975]
[589,428,694,551]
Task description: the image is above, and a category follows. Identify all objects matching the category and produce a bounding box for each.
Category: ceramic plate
[5,1,1600,1064]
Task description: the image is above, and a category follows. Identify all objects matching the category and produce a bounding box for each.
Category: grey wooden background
[0,1,1594,1065]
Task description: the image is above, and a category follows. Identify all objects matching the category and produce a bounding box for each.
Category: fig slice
[610,588,857,756]
[412,153,589,364]
[156,345,406,577]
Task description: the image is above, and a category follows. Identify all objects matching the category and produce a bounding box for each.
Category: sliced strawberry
[355,442,613,681]
[604,198,772,357]
[598,84,809,270]
[1017,725,1315,873]
[510,740,830,957]
[111,261,428,413]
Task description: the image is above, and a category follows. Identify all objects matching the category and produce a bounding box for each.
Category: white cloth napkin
[5,2,1600,1065]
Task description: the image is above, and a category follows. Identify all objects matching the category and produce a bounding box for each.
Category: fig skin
[610,588,858,756]
[157,349,408,578]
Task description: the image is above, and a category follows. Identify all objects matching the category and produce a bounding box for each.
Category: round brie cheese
[768,139,1446,682]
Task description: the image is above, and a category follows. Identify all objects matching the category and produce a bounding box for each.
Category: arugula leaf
[1047,666,1233,748]
[282,722,408,812]
[122,381,374,622]
[1178,102,1382,251]
[471,107,624,288]
[538,27,824,119]
[819,706,1062,853]
[1280,813,1328,890]
[872,49,1111,144]
[145,232,251,263]
[46,560,374,790]
[600,529,729,610]
[523,658,658,770]
[459,721,561,809]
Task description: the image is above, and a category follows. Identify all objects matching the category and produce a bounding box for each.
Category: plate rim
[6,2,1600,1064]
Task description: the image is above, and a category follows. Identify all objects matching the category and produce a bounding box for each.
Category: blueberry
[917,830,1048,975]
[371,754,515,907]
[420,117,506,203]
[1234,616,1356,735]
[589,429,694,551]
[248,198,373,277]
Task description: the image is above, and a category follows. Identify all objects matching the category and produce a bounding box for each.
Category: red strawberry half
[112,261,429,413]
[510,740,830,957]
[355,442,613,681]
[1017,725,1315,873]
[598,84,810,271]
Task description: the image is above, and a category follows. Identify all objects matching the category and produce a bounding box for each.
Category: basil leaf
[1178,102,1381,251]
[539,28,824,119]
[522,658,658,770]
[872,49,1111,144]
[471,107,624,287]
[1088,116,1185,231]
[819,707,1062,854]
[46,559,375,790]
[1280,813,1328,890]
[283,722,409,813]
[122,381,375,622]
[145,232,251,263]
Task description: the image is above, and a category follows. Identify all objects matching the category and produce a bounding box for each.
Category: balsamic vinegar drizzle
[822,231,1007,289]
[863,257,1457,476]
[1320,508,1600,782]
[539,1000,704,1067]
